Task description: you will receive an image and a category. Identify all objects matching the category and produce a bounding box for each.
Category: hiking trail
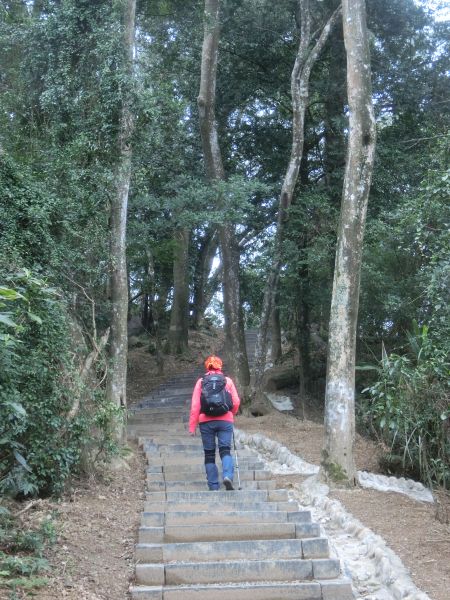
[127,331,352,599]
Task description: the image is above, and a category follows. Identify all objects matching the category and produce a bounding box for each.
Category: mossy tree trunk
[321,0,376,486]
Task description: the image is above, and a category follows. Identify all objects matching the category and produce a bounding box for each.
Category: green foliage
[0,507,54,593]
[0,157,56,272]
[0,0,126,500]
[360,146,450,346]
[359,324,450,487]
[0,270,120,498]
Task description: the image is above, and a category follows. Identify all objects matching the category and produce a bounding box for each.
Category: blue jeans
[199,420,234,490]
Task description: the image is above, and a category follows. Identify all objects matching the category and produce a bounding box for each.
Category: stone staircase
[127,336,353,599]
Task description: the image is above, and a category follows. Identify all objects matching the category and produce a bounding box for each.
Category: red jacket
[189,370,240,433]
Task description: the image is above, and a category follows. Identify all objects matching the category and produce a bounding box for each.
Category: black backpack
[200,373,233,416]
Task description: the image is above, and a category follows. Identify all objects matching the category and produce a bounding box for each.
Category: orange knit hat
[204,355,223,371]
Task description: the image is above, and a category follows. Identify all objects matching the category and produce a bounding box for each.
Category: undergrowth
[0,505,56,597]
[358,323,449,489]
[0,270,122,499]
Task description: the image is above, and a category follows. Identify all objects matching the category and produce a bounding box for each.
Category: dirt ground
[2,336,448,600]
[238,411,450,600]
[237,412,383,473]
[0,443,145,600]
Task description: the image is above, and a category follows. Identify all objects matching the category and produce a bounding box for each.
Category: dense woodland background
[0,0,449,503]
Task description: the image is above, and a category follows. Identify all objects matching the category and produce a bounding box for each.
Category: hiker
[189,355,240,491]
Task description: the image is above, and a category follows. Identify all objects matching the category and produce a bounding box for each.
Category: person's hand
[189,429,197,436]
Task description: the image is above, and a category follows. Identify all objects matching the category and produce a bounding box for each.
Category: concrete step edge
[129,579,353,600]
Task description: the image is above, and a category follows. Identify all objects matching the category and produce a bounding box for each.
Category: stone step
[143,442,249,452]
[144,441,249,450]
[145,453,253,462]
[130,580,353,600]
[128,415,187,423]
[134,415,187,419]
[133,398,188,406]
[152,462,265,474]
[129,426,189,434]
[143,500,299,513]
[145,449,256,458]
[147,470,270,482]
[135,556,341,586]
[144,387,192,396]
[129,407,186,414]
[146,480,276,492]
[139,521,321,543]
[146,456,261,467]
[141,510,311,527]
[136,396,188,403]
[144,489,289,504]
[130,406,187,415]
[155,489,288,502]
[135,536,329,563]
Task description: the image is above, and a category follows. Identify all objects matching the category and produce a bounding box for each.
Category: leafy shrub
[359,324,450,488]
[0,270,121,498]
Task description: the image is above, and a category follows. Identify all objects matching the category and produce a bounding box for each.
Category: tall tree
[250,0,341,401]
[197,0,250,391]
[168,227,190,353]
[106,0,136,429]
[321,0,376,485]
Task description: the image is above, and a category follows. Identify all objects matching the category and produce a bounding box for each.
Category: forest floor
[1,334,449,600]
[238,411,450,600]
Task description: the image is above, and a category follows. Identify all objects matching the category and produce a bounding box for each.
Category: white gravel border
[234,428,433,600]
[234,429,433,503]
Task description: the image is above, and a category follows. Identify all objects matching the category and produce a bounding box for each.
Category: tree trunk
[251,1,341,401]
[321,0,376,486]
[168,227,190,354]
[296,281,311,422]
[324,23,346,201]
[106,0,136,433]
[147,250,164,374]
[141,292,151,331]
[197,0,249,391]
[270,303,282,364]
[192,229,218,329]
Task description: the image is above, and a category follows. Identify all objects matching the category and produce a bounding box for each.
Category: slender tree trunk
[321,0,376,486]
[250,1,341,401]
[168,227,190,354]
[192,229,218,329]
[324,24,346,201]
[147,250,164,374]
[197,0,249,391]
[141,293,150,331]
[106,0,136,431]
[270,303,282,363]
[297,286,311,414]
